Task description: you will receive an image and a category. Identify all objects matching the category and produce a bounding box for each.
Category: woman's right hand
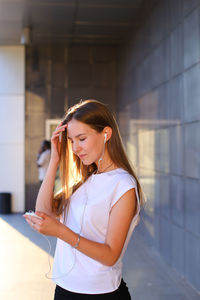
[50,121,68,163]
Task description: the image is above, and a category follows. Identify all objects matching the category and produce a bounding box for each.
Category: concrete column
[0,46,25,212]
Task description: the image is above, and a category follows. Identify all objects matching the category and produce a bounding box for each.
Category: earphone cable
[42,178,89,280]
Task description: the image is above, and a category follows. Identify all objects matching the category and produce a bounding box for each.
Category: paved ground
[0,213,199,300]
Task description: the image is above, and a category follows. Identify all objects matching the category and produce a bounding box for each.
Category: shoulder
[44,149,51,155]
[43,149,51,159]
[38,149,51,164]
[107,169,137,208]
[111,168,137,188]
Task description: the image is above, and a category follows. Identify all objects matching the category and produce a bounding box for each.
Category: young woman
[24,100,145,300]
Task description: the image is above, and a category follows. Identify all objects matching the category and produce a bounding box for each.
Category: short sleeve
[37,152,45,165]
[110,174,137,209]
[37,151,50,166]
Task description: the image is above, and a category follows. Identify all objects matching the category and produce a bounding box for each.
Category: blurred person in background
[37,140,51,184]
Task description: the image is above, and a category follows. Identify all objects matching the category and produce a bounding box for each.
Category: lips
[79,154,86,159]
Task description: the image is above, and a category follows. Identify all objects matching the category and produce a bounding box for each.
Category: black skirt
[54,278,131,300]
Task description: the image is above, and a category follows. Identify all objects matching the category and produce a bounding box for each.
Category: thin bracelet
[73,234,81,249]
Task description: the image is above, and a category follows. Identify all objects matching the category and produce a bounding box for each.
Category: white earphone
[104,133,107,143]
[98,133,107,163]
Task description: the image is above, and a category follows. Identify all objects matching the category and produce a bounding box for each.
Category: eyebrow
[67,133,86,139]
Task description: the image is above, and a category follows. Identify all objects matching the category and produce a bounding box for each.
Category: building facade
[0,0,199,293]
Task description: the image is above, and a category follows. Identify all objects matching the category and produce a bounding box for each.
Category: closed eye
[68,138,73,144]
[68,137,86,143]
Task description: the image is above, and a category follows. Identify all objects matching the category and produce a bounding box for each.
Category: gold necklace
[96,162,114,174]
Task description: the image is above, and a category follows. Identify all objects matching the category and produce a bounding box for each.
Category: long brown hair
[53,100,145,215]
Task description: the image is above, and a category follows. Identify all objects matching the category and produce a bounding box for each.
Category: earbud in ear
[104,133,107,143]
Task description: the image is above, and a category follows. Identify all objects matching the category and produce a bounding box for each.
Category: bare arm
[35,160,59,217]
[35,122,68,217]
[31,188,137,266]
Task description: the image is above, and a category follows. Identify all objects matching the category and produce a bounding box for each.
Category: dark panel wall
[117,0,200,292]
[25,45,117,210]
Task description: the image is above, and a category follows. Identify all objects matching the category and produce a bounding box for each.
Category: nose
[72,141,81,154]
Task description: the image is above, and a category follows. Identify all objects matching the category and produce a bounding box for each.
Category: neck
[97,161,113,174]
[95,150,116,174]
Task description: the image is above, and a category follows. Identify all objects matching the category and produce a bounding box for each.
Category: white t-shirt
[53,168,140,294]
[37,149,51,181]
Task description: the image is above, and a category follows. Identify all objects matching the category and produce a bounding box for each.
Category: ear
[103,126,112,141]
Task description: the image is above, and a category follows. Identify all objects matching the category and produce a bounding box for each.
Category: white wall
[0,46,25,212]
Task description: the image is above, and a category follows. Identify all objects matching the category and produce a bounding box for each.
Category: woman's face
[67,118,105,165]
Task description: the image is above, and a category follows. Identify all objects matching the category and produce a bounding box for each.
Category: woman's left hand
[23,211,62,237]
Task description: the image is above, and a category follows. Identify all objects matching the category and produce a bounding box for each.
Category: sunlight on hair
[54,168,81,198]
[68,142,82,185]
[55,146,81,199]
